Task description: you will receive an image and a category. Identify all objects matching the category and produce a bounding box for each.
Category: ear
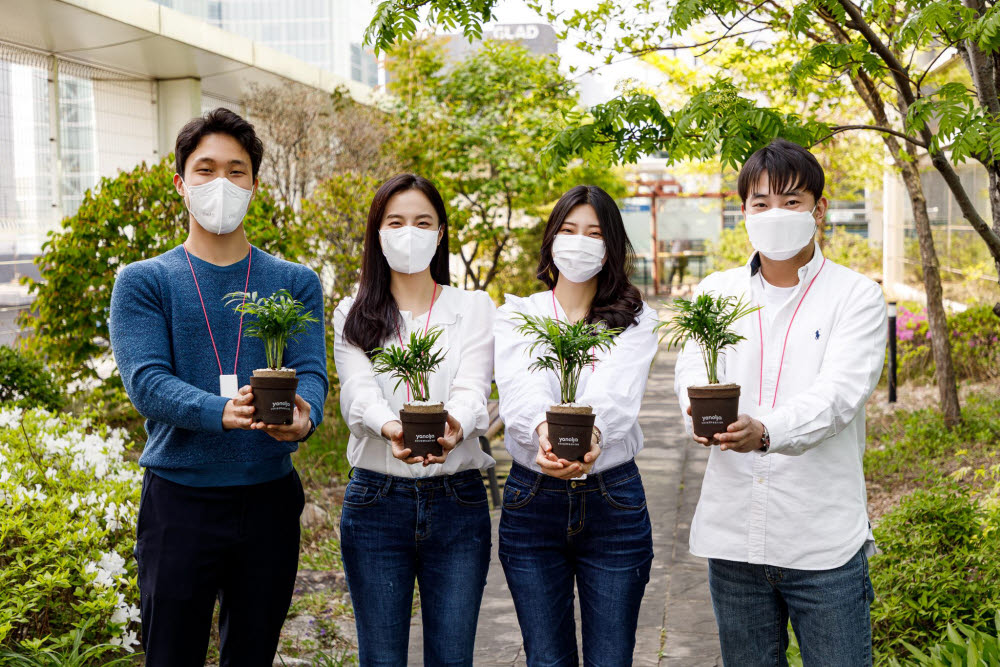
[173,173,185,199]
[437,226,444,246]
[814,196,829,225]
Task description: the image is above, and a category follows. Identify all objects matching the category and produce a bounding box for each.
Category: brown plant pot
[687,384,740,440]
[400,404,447,458]
[251,369,298,425]
[546,405,595,463]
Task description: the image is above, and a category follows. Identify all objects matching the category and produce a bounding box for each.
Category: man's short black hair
[174,107,264,180]
[737,138,824,204]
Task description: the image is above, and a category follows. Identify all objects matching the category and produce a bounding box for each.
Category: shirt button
[757,477,764,484]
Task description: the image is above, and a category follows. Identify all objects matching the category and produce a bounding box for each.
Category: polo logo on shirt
[814,329,821,340]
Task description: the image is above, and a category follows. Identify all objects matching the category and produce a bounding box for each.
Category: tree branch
[815,124,927,147]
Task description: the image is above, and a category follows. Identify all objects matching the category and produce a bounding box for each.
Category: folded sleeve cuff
[761,413,790,455]
[594,415,611,448]
[200,394,230,434]
[529,411,548,450]
[363,403,399,439]
[445,403,480,442]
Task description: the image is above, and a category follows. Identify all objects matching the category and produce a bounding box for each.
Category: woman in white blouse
[333,174,495,665]
[494,185,658,665]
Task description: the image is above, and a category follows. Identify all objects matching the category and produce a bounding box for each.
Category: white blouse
[494,290,659,474]
[333,285,496,478]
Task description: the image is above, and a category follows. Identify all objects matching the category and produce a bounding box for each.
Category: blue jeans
[499,460,654,667]
[708,548,875,666]
[339,467,492,666]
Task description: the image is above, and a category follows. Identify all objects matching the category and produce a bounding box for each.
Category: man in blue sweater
[109,108,327,666]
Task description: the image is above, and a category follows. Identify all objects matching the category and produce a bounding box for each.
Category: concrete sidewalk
[408,351,722,665]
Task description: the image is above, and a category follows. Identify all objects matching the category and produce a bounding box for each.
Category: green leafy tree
[387,38,625,292]
[19,156,302,383]
[365,0,1000,426]
[514,314,620,404]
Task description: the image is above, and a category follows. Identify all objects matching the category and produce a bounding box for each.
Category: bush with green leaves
[870,481,1000,663]
[514,314,621,405]
[888,613,1000,667]
[657,293,760,384]
[895,304,999,384]
[225,289,320,370]
[370,328,446,403]
[0,619,138,666]
[0,405,141,654]
[0,346,64,411]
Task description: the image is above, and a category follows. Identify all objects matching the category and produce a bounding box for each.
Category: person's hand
[252,394,312,442]
[424,413,463,466]
[685,406,713,447]
[382,420,424,465]
[222,385,255,430]
[535,422,600,479]
[715,414,765,453]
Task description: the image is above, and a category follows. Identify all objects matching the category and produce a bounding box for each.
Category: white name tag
[220,374,239,399]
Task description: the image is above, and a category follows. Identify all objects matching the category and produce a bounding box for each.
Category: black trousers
[135,468,305,667]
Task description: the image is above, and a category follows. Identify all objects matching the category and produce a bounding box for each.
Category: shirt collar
[747,242,825,283]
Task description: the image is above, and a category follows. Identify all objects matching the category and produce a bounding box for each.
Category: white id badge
[220,374,239,399]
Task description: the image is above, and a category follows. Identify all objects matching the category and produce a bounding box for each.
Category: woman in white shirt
[494,185,658,665]
[333,174,495,666]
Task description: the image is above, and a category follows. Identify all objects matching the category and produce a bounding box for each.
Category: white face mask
[379,226,441,274]
[552,234,606,283]
[745,206,818,261]
[182,177,254,235]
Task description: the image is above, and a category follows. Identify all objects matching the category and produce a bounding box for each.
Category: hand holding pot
[535,422,601,479]
[252,394,312,442]
[423,414,463,467]
[715,414,765,453]
[222,386,255,430]
[685,406,713,447]
[382,420,424,465]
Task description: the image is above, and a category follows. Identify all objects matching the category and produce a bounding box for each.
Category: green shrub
[870,482,1000,663]
[889,613,1000,666]
[895,304,999,384]
[0,619,138,666]
[0,405,141,654]
[0,347,64,412]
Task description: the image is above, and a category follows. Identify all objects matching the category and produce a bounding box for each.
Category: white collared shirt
[675,244,887,570]
[333,285,496,478]
[494,290,659,474]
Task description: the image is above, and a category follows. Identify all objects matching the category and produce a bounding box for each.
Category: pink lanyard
[757,258,826,408]
[396,283,439,402]
[182,244,252,376]
[552,290,596,372]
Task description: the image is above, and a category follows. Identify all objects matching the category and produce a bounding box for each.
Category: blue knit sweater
[109,245,328,487]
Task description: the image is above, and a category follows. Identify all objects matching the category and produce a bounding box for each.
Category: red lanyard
[182,244,252,376]
[757,258,826,408]
[552,290,595,372]
[396,283,439,402]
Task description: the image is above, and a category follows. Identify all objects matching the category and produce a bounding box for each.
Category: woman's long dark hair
[343,174,451,355]
[537,185,643,330]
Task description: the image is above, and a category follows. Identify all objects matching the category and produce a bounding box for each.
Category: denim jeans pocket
[342,479,382,508]
[600,475,647,511]
[502,477,538,510]
[451,478,488,507]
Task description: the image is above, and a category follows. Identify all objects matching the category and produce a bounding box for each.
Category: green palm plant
[370,327,446,402]
[224,289,319,370]
[514,314,622,405]
[657,293,761,384]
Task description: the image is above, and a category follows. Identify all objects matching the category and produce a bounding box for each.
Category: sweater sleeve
[109,263,229,433]
[282,267,329,428]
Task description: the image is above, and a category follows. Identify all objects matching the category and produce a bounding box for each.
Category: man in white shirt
[675,139,887,666]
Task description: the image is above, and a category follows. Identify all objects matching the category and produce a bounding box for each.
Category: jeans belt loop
[381,474,393,496]
[442,475,454,497]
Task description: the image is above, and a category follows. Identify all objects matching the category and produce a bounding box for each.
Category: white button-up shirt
[495,290,659,474]
[333,285,496,478]
[675,245,887,570]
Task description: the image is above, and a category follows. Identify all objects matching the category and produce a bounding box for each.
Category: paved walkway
[408,351,722,665]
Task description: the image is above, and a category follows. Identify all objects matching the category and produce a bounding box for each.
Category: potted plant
[657,293,760,440]
[514,314,621,462]
[370,327,448,458]
[224,289,319,425]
